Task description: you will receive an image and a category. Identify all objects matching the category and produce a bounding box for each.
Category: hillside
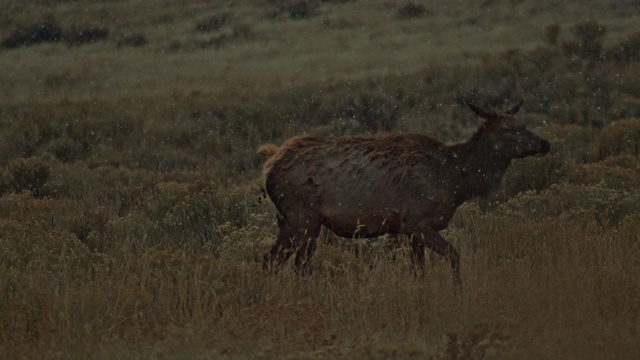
[1,1,639,358]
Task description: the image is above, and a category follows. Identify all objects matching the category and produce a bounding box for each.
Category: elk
[258,100,550,290]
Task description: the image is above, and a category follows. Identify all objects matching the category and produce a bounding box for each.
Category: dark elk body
[258,101,550,289]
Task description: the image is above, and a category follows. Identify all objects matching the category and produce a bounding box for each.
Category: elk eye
[501,128,512,133]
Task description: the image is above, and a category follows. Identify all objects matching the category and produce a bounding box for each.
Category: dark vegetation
[2,17,109,48]
[397,2,429,19]
[0,1,639,358]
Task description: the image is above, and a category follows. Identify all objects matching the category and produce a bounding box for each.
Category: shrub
[562,20,606,61]
[607,31,640,64]
[616,212,640,244]
[2,19,109,48]
[7,157,50,198]
[537,124,597,162]
[544,24,560,46]
[195,14,230,32]
[0,215,91,273]
[288,1,319,19]
[609,95,640,120]
[495,183,640,227]
[142,181,264,254]
[117,33,147,47]
[334,94,400,134]
[65,25,109,46]
[1,18,63,48]
[575,20,606,49]
[47,135,87,163]
[397,2,428,20]
[269,0,320,20]
[566,155,640,190]
[594,118,640,160]
[567,155,640,190]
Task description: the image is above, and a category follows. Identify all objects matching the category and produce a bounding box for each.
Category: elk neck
[446,130,512,204]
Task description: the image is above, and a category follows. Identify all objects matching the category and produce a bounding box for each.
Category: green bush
[397,3,428,19]
[544,24,561,46]
[1,18,63,48]
[495,184,640,227]
[195,13,230,32]
[7,157,50,198]
[607,31,640,64]
[65,25,109,46]
[562,20,607,61]
[566,155,640,190]
[594,118,640,159]
[142,181,266,254]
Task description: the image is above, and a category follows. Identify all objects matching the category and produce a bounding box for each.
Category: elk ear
[505,99,524,116]
[465,101,490,119]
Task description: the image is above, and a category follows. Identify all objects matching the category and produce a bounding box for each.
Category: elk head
[466,100,551,159]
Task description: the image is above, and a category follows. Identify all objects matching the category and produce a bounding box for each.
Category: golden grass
[1,0,640,358]
[1,184,639,358]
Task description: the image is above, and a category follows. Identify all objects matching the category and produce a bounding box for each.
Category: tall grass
[1,0,640,358]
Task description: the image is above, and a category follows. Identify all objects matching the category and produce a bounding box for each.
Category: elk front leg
[411,235,426,277]
[426,229,461,293]
[411,228,462,294]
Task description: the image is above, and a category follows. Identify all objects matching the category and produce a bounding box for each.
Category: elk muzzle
[534,138,551,157]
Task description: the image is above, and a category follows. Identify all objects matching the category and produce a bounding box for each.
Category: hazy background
[1,1,639,358]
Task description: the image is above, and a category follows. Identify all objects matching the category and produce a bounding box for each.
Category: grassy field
[1,0,640,358]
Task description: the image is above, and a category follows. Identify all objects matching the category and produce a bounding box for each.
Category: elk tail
[257,144,279,159]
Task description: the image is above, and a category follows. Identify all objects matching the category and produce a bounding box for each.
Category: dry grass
[1,0,640,359]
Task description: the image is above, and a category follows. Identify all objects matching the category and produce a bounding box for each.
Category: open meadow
[1,0,640,358]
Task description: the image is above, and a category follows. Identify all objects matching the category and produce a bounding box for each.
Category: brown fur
[259,100,550,291]
[257,144,279,159]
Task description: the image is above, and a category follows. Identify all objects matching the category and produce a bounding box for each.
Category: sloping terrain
[1,1,639,358]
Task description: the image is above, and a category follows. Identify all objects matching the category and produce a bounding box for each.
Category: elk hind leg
[263,215,295,273]
[294,228,319,276]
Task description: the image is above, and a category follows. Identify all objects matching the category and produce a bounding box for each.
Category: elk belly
[321,211,402,238]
